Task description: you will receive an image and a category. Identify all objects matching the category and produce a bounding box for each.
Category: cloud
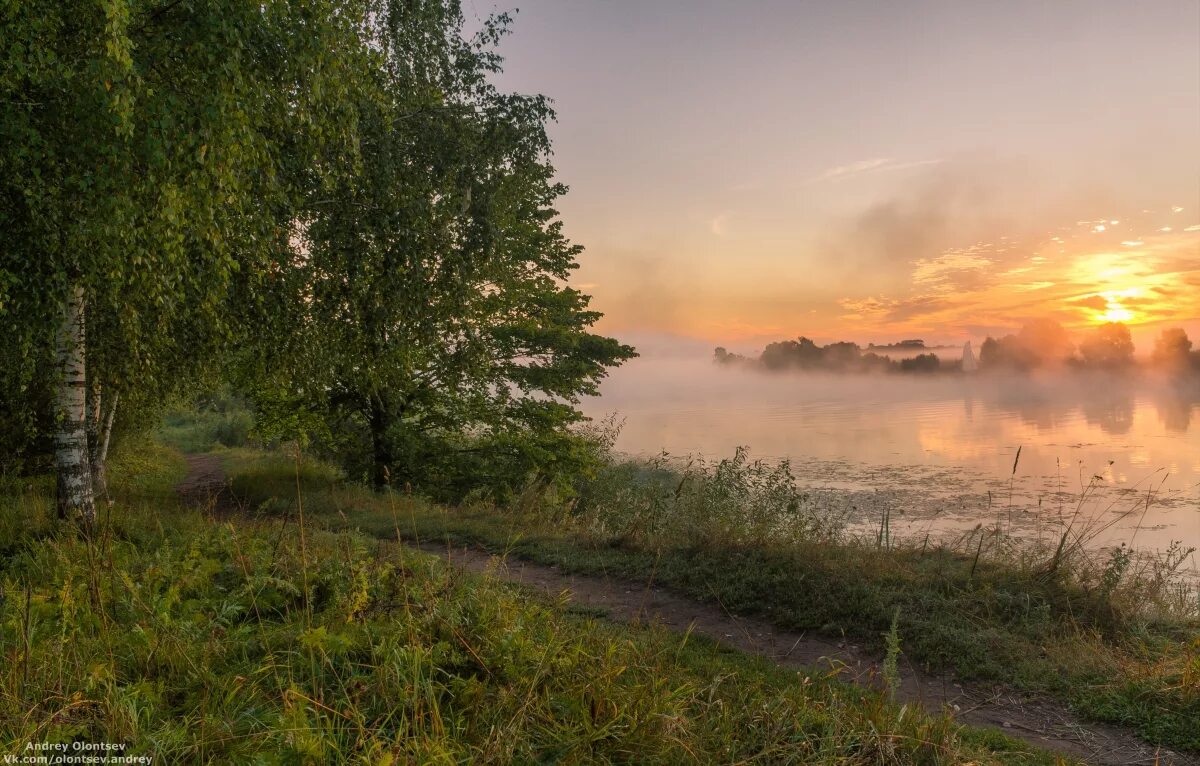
[911,246,995,293]
[814,157,943,182]
[1013,281,1055,291]
[817,157,892,181]
[584,151,1199,345]
[838,294,953,322]
[1069,295,1108,310]
[818,157,1041,294]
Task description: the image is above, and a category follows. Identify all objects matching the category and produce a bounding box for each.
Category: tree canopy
[248,3,634,498]
[1,0,632,517]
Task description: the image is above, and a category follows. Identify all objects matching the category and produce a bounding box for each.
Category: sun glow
[1096,304,1135,323]
[1090,287,1144,325]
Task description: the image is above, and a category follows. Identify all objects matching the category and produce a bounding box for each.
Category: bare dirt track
[177,453,236,514]
[177,456,1197,766]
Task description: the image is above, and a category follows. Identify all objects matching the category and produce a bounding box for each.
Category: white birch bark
[54,285,97,526]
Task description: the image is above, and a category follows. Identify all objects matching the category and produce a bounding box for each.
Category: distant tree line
[716,321,1200,377]
[979,320,1199,374]
[714,338,954,374]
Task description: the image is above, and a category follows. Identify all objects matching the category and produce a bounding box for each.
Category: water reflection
[1153,383,1198,433]
[972,375,1195,436]
[580,357,1200,552]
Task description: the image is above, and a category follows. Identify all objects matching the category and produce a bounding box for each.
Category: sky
[477,0,1200,352]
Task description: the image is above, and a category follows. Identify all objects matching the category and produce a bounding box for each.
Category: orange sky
[488,1,1200,352]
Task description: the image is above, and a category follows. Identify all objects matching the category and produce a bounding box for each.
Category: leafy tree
[761,337,823,370]
[1150,328,1194,373]
[0,0,369,522]
[899,353,940,373]
[1079,323,1136,369]
[251,2,634,498]
[822,341,863,370]
[979,319,1073,371]
[1015,318,1074,365]
[713,347,749,366]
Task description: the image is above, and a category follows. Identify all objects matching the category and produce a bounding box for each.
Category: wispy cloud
[828,205,1200,338]
[911,246,995,293]
[814,157,943,182]
[838,294,954,322]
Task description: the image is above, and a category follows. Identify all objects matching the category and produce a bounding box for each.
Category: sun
[1089,287,1143,325]
[1096,304,1135,323]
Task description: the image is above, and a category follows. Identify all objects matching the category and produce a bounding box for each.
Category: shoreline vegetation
[2,412,1197,762]
[716,321,1200,377]
[1,402,1196,761]
[217,438,1200,755]
[0,438,1073,765]
[199,404,1196,753]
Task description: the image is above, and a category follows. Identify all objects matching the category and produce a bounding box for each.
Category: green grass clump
[0,443,1064,764]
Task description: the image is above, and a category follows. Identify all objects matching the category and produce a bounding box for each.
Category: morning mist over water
[580,352,1200,555]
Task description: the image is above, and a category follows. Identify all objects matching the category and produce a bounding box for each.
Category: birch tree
[0,0,370,522]
[53,288,97,522]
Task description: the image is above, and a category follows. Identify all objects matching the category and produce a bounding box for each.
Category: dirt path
[176,458,1196,766]
[416,540,1193,766]
[176,453,238,515]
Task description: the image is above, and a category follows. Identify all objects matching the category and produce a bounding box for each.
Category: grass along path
[414,540,1193,766]
[5,442,1060,765]
[191,450,1199,766]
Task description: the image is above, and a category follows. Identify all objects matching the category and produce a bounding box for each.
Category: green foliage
[2,0,631,508]
[883,608,903,702]
[898,353,941,373]
[0,0,373,471]
[574,446,843,548]
[243,1,634,497]
[750,337,897,373]
[0,334,54,475]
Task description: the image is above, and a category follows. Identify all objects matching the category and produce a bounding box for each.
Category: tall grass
[571,444,1197,629]
[0,443,1061,764]
[257,430,1195,753]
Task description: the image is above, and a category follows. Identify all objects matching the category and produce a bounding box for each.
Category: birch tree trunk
[54,285,97,527]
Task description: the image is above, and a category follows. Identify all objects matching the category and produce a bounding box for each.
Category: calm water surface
[580,357,1200,560]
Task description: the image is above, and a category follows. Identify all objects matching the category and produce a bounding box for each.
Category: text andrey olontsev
[5,742,152,765]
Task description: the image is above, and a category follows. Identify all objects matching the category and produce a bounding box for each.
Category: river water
[579,356,1200,562]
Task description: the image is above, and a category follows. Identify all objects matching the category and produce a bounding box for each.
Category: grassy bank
[0,442,1065,764]
[221,446,1200,754]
